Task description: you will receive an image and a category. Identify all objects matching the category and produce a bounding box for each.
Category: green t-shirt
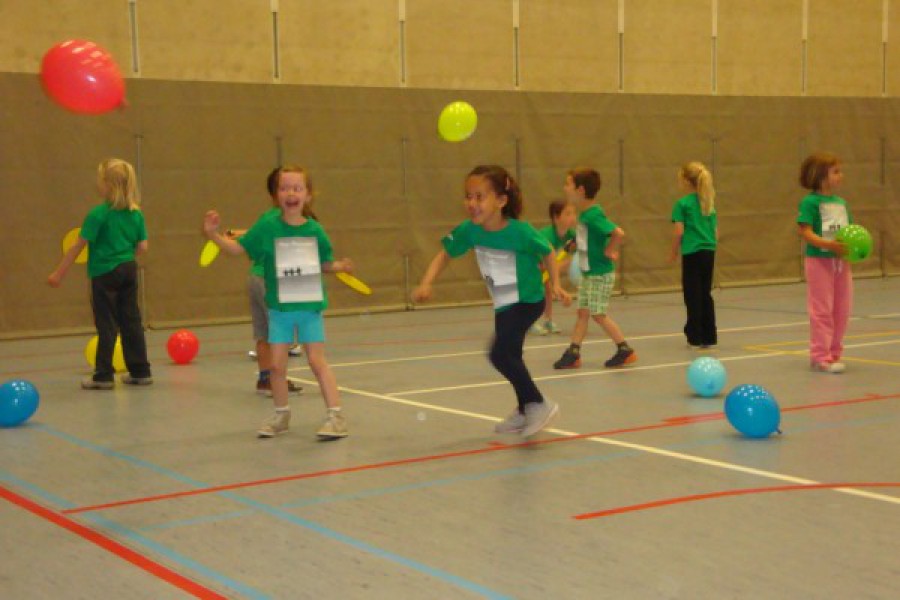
[538,225,576,252]
[442,219,552,311]
[671,193,717,255]
[80,203,147,278]
[239,214,334,312]
[797,193,852,258]
[247,208,279,277]
[575,204,617,275]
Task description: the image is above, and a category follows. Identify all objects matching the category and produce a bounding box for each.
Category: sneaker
[255,379,304,396]
[553,347,582,369]
[811,362,845,374]
[121,374,153,385]
[81,377,114,390]
[288,344,303,357]
[494,409,527,434]
[604,347,637,368]
[529,322,549,336]
[521,400,559,437]
[257,410,291,437]
[317,409,348,439]
[545,320,561,334]
[248,349,257,360]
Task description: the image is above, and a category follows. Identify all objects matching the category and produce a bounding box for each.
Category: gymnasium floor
[1,278,899,599]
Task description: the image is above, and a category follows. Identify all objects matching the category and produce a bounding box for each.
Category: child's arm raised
[203,210,246,256]
[47,236,87,287]
[411,250,451,303]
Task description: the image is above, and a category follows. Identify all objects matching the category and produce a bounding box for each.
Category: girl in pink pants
[797,152,852,374]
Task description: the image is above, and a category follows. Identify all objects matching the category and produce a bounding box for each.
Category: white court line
[389,352,784,396]
[289,319,811,371]
[287,377,900,508]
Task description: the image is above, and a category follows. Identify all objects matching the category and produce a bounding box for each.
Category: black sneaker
[553,347,582,369]
[604,347,636,368]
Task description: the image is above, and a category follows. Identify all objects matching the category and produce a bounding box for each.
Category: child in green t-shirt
[48,158,153,390]
[413,165,571,437]
[668,162,718,349]
[554,168,636,369]
[797,152,852,374]
[204,166,353,439]
[531,199,577,336]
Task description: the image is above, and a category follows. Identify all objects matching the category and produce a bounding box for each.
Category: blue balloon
[724,384,780,438]
[0,379,40,427]
[568,252,582,286]
[687,357,726,397]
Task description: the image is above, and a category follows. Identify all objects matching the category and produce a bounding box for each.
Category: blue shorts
[267,309,325,344]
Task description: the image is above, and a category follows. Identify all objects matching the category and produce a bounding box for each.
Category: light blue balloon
[0,379,39,427]
[568,252,582,286]
[687,357,726,397]
[724,384,780,438]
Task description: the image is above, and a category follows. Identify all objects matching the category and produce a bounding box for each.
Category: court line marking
[288,320,813,371]
[0,483,229,600]
[61,392,900,515]
[572,482,900,520]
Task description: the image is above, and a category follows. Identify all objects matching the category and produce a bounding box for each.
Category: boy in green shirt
[554,168,636,369]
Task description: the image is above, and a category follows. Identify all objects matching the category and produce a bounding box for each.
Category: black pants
[90,261,151,381]
[489,301,545,411]
[681,250,717,346]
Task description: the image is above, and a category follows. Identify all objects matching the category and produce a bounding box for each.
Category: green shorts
[577,273,615,315]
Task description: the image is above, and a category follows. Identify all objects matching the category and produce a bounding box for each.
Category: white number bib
[275,237,323,303]
[475,246,519,309]
[819,203,849,241]
[576,223,590,271]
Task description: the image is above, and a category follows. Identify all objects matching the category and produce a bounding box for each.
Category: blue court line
[0,470,268,600]
[135,411,899,534]
[33,424,512,600]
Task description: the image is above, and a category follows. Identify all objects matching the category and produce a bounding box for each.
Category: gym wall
[1,1,897,338]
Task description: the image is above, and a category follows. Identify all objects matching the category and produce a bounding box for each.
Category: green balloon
[438,101,477,142]
[836,224,873,263]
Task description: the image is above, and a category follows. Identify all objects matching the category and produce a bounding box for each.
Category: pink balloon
[40,40,125,115]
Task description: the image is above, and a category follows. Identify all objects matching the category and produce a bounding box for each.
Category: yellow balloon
[438,101,477,142]
[85,335,126,372]
[62,227,88,264]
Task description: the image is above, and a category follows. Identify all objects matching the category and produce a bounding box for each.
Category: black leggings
[681,250,717,346]
[90,261,152,381]
[489,301,545,411]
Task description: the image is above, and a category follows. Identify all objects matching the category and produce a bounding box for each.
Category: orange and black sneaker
[553,346,582,369]
[604,346,636,368]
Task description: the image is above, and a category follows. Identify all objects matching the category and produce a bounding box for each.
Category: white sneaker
[257,410,291,437]
[248,350,257,360]
[494,409,527,434]
[288,344,303,357]
[521,400,559,437]
[545,320,561,334]
[529,323,549,336]
[811,362,845,374]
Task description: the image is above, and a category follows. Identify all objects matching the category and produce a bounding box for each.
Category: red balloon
[40,40,125,114]
[167,330,199,365]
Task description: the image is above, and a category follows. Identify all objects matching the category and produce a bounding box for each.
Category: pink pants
[804,257,853,364]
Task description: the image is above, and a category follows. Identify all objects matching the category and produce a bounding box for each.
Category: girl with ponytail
[669,162,718,349]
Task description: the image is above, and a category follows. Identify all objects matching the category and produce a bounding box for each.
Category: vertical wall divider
[271,0,281,82]
[128,0,141,76]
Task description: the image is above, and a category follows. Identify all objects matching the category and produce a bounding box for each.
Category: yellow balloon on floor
[85,335,126,372]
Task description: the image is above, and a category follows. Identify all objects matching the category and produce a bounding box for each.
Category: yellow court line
[745,335,900,367]
[748,330,900,349]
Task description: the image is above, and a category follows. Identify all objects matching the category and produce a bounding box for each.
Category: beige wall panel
[0,2,132,74]
[624,0,711,95]
[138,0,271,83]
[0,73,137,335]
[279,0,400,87]
[518,0,618,92]
[807,0,882,97]
[406,0,514,90]
[716,0,802,96]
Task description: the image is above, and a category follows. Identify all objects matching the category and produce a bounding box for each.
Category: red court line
[0,484,227,599]
[572,482,900,520]
[63,391,900,515]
